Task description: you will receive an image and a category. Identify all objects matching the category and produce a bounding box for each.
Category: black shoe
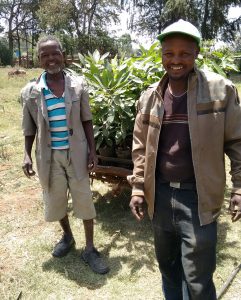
[81,248,109,274]
[52,234,75,257]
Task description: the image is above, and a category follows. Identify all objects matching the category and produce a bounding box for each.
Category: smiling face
[38,40,64,75]
[161,34,199,82]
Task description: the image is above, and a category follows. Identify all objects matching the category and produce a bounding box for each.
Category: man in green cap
[129,19,241,299]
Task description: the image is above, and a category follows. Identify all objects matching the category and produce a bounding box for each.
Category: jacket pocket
[197,100,226,115]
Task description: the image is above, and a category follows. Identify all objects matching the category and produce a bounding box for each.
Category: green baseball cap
[157,19,201,46]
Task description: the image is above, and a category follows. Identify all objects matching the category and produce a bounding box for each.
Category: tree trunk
[8,13,14,66]
[8,30,14,66]
[201,0,209,39]
[24,28,29,68]
[83,14,86,34]
[157,0,164,33]
[32,34,34,65]
[16,28,21,66]
[87,0,98,35]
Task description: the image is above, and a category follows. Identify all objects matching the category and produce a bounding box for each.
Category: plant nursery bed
[90,155,133,185]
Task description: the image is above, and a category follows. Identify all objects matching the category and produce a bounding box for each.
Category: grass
[0,67,241,300]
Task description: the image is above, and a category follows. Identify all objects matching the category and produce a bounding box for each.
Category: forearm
[24,135,35,158]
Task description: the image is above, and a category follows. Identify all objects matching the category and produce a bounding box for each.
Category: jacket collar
[30,69,77,96]
[151,66,198,97]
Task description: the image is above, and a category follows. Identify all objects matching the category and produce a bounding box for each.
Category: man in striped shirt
[22,36,109,274]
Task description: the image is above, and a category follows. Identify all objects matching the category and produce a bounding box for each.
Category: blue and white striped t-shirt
[43,73,69,150]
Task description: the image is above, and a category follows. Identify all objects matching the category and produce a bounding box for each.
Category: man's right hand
[22,156,35,178]
[129,195,145,221]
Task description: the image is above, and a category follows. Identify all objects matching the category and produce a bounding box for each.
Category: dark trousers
[152,183,217,300]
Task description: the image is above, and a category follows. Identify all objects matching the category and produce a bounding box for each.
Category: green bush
[197,41,239,76]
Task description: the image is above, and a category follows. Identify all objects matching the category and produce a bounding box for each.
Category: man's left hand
[87,151,98,172]
[229,194,241,222]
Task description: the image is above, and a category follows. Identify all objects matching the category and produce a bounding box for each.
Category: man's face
[38,41,64,74]
[161,34,199,81]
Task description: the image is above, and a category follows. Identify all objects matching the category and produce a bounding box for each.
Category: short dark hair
[37,35,63,54]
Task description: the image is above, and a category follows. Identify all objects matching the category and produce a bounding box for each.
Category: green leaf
[149,42,160,53]
[78,53,86,65]
[93,50,100,62]
[210,61,227,77]
[93,74,108,89]
[72,62,83,69]
[107,111,115,124]
[100,52,110,60]
[131,76,143,84]
[95,135,103,150]
[89,62,100,75]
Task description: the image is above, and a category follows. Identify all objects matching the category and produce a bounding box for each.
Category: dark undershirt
[156,86,195,182]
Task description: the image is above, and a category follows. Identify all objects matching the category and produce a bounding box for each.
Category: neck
[168,80,188,97]
[46,70,64,82]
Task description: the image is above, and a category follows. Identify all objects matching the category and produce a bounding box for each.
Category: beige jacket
[21,71,92,190]
[128,68,241,225]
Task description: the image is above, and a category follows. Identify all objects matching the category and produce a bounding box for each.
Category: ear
[62,50,66,58]
[195,47,200,59]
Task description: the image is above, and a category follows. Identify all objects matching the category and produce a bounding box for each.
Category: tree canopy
[124,0,241,41]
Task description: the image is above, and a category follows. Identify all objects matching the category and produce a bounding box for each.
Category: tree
[199,0,241,40]
[0,0,39,64]
[37,0,121,37]
[0,0,122,65]
[124,0,241,42]
[37,0,122,55]
[37,0,72,34]
[116,33,133,56]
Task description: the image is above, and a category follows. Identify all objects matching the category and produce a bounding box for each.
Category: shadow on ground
[42,185,157,290]
[94,187,157,271]
[42,247,113,289]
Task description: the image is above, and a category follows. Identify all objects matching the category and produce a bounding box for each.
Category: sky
[229,6,241,19]
[110,11,153,49]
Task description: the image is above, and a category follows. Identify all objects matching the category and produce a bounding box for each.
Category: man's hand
[87,150,98,172]
[22,155,35,178]
[229,194,241,222]
[129,195,145,221]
